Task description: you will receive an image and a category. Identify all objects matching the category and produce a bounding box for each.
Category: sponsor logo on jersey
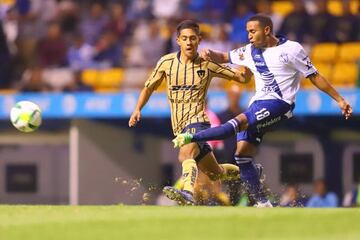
[239,53,245,60]
[171,85,199,91]
[255,62,266,67]
[197,70,206,78]
[256,116,281,130]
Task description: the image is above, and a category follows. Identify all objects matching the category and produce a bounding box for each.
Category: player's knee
[202,171,220,181]
[235,114,249,131]
[178,143,200,163]
[235,141,257,156]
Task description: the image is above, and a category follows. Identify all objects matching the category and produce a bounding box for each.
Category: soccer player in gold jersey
[128,20,251,205]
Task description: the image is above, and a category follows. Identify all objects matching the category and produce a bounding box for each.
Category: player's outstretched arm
[200,48,229,63]
[233,67,253,84]
[128,87,154,127]
[309,73,353,119]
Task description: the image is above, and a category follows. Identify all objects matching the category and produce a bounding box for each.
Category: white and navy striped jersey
[228,36,317,105]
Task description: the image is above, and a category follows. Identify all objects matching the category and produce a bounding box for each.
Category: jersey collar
[276,35,287,46]
[177,51,200,64]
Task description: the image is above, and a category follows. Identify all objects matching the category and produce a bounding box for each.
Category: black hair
[176,20,200,37]
[248,14,273,33]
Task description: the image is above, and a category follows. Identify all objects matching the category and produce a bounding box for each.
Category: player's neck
[179,52,198,64]
[265,35,279,48]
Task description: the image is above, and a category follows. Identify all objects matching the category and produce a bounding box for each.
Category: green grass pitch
[1,205,359,240]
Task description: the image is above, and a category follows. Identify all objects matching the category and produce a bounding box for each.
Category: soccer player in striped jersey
[172,14,353,207]
[129,20,251,205]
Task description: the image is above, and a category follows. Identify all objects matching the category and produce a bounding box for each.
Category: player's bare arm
[128,87,154,127]
[200,49,229,63]
[308,73,352,119]
[233,67,253,84]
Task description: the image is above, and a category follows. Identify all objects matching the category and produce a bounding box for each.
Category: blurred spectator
[198,24,232,53]
[67,33,96,71]
[17,0,58,38]
[0,19,12,88]
[57,0,79,37]
[127,20,166,67]
[19,65,76,92]
[306,179,338,208]
[152,0,182,20]
[184,0,208,22]
[308,0,335,43]
[2,6,18,56]
[229,2,254,46]
[207,0,231,23]
[36,21,67,67]
[332,0,358,43]
[278,0,311,43]
[280,184,307,207]
[255,0,283,34]
[18,66,51,92]
[80,2,108,44]
[94,31,123,67]
[126,0,152,22]
[106,2,128,42]
[343,178,360,207]
[16,0,59,67]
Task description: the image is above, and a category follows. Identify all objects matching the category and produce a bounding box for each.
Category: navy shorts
[181,122,213,162]
[237,99,294,145]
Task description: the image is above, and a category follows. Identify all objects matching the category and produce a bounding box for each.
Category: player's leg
[163,142,200,205]
[194,169,231,206]
[197,151,239,182]
[172,113,248,149]
[234,139,270,206]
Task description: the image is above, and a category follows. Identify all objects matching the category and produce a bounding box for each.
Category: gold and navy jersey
[145,52,236,135]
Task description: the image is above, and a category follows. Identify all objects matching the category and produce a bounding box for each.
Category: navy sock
[192,118,240,142]
[235,156,267,203]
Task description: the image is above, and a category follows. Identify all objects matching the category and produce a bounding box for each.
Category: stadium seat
[328,0,359,16]
[0,89,17,94]
[81,69,98,86]
[81,68,124,90]
[97,68,124,88]
[199,23,213,36]
[271,1,294,16]
[338,43,360,63]
[331,62,358,87]
[311,43,339,64]
[301,63,333,89]
[313,62,333,80]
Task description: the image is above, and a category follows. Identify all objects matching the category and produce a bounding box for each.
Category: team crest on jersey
[239,47,246,60]
[279,53,289,63]
[239,53,245,60]
[197,70,206,78]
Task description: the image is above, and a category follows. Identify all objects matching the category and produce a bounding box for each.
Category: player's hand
[338,99,352,120]
[172,133,193,148]
[129,110,141,127]
[199,48,212,61]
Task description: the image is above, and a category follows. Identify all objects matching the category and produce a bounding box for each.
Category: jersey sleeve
[208,61,236,80]
[291,44,318,78]
[228,46,247,66]
[144,57,167,90]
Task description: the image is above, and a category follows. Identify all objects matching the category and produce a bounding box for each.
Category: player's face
[247,20,267,48]
[177,28,200,59]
